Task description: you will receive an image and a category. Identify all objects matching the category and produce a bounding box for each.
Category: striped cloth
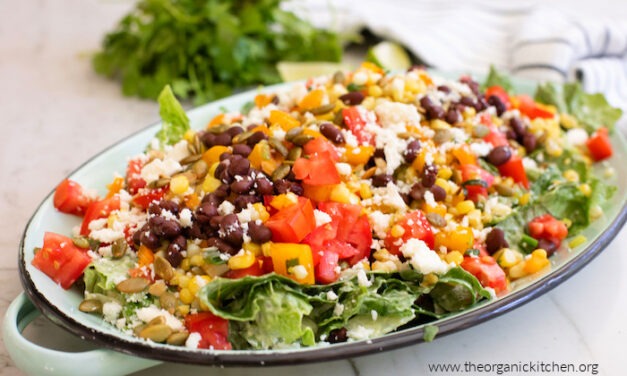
[289,0,627,114]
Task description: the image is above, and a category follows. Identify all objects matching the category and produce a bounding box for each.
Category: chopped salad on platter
[32,63,621,350]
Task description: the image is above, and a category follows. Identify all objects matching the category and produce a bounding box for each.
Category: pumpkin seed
[362,166,377,179]
[269,137,288,157]
[206,123,230,134]
[191,160,208,178]
[166,331,190,346]
[271,164,291,181]
[334,110,345,126]
[148,280,167,297]
[397,132,421,140]
[180,154,202,165]
[292,134,314,146]
[148,316,166,326]
[233,130,253,144]
[111,238,127,259]
[78,299,102,314]
[190,266,205,275]
[154,255,175,281]
[426,213,447,227]
[494,183,515,197]
[434,129,453,144]
[287,146,302,161]
[332,70,345,84]
[116,277,150,293]
[285,126,303,142]
[308,103,336,115]
[159,292,178,313]
[133,324,147,337]
[72,236,90,249]
[139,324,172,343]
[148,177,171,189]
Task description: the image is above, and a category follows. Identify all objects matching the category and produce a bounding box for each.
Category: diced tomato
[345,215,373,264]
[485,86,511,109]
[315,250,340,284]
[497,155,529,189]
[586,127,613,162]
[53,179,96,216]
[483,127,509,147]
[31,232,91,289]
[292,153,341,186]
[528,214,568,249]
[79,196,121,236]
[303,138,339,161]
[126,158,146,195]
[460,164,495,201]
[515,95,554,119]
[132,187,167,210]
[265,197,316,243]
[461,255,508,293]
[224,259,264,279]
[184,312,231,350]
[342,107,374,145]
[385,210,434,255]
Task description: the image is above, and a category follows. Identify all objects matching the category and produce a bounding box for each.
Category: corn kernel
[330,183,359,204]
[578,183,592,197]
[202,175,221,193]
[463,107,476,119]
[437,167,453,180]
[243,242,262,256]
[190,254,205,267]
[228,251,256,270]
[170,175,190,195]
[177,275,191,288]
[359,182,373,199]
[563,169,579,182]
[179,258,191,272]
[183,130,196,143]
[493,248,523,268]
[176,305,190,316]
[179,288,194,304]
[372,260,398,273]
[261,242,273,257]
[559,113,578,129]
[456,200,475,215]
[252,202,270,222]
[524,249,550,274]
[568,235,587,249]
[445,251,464,265]
[519,193,531,206]
[368,85,383,97]
[508,262,527,279]
[187,275,211,295]
[590,205,603,220]
[422,273,439,286]
[430,119,450,130]
[545,139,563,157]
[390,225,406,238]
[467,209,483,229]
[435,178,449,191]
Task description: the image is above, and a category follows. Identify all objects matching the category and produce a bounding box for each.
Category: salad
[32,63,621,350]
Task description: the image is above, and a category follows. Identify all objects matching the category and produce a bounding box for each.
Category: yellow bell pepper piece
[269,243,315,284]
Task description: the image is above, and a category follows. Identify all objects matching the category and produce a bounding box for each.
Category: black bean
[459,97,476,108]
[214,184,230,199]
[232,143,252,158]
[209,215,223,230]
[487,146,512,166]
[187,223,205,240]
[148,202,162,216]
[246,131,268,147]
[255,177,274,196]
[228,157,250,177]
[410,183,425,201]
[404,140,421,163]
[430,185,446,201]
[421,165,437,188]
[538,238,558,257]
[140,231,161,249]
[196,202,218,224]
[201,193,220,206]
[421,95,445,120]
[487,95,506,116]
[159,200,179,215]
[207,237,237,255]
[234,195,262,210]
[271,95,280,105]
[437,85,451,93]
[339,91,365,105]
[328,328,348,343]
[371,174,393,188]
[485,228,508,255]
[230,176,254,194]
[288,181,304,196]
[509,117,525,139]
[523,133,537,153]
[220,214,243,246]
[200,132,216,147]
[460,76,480,95]
[132,227,142,247]
[166,235,186,267]
[160,220,181,239]
[401,192,411,205]
[248,222,273,243]
[273,179,292,195]
[213,133,232,146]
[474,97,488,112]
[319,122,345,144]
[445,108,461,125]
[219,152,231,161]
[227,126,244,137]
[148,216,166,236]
[505,129,517,140]
[373,148,385,159]
[214,160,230,179]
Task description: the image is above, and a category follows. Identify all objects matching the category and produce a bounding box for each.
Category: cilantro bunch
[93,0,342,104]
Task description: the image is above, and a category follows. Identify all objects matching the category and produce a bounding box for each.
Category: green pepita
[116,277,150,294]
[285,126,303,142]
[308,102,336,115]
[180,154,202,165]
[154,255,175,281]
[72,236,90,249]
[269,137,288,157]
[206,123,230,134]
[166,331,190,346]
[271,164,291,181]
[191,160,208,178]
[287,146,302,161]
[426,212,447,227]
[139,324,172,343]
[291,133,314,146]
[159,292,178,313]
[434,129,453,144]
[233,130,253,144]
[78,299,103,314]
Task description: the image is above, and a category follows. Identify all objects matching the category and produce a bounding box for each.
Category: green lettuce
[429,267,492,312]
[153,85,190,148]
[84,256,136,295]
[534,82,622,133]
[481,65,514,93]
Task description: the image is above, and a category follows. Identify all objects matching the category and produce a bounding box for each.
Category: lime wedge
[277,61,350,82]
[367,41,412,71]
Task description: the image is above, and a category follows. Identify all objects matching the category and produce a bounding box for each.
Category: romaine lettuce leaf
[481,65,514,93]
[154,85,190,148]
[84,256,136,295]
[429,267,492,312]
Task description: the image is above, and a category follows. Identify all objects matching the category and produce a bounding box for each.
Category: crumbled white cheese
[88,218,108,232]
[135,306,184,331]
[314,209,332,227]
[218,200,236,215]
[237,204,259,223]
[449,127,469,143]
[164,140,190,162]
[368,211,392,239]
[566,128,588,146]
[348,325,376,341]
[400,238,451,275]
[90,228,124,243]
[335,162,352,176]
[272,128,286,141]
[291,265,308,280]
[140,158,182,183]
[326,290,338,301]
[374,101,421,128]
[470,141,493,157]
[333,303,345,316]
[102,301,122,323]
[423,190,436,207]
[357,268,372,287]
[179,208,193,228]
[352,71,368,85]
[342,130,358,147]
[371,310,378,321]
[185,332,202,349]
[522,157,538,171]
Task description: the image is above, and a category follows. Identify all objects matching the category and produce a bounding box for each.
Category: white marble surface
[1,1,626,375]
